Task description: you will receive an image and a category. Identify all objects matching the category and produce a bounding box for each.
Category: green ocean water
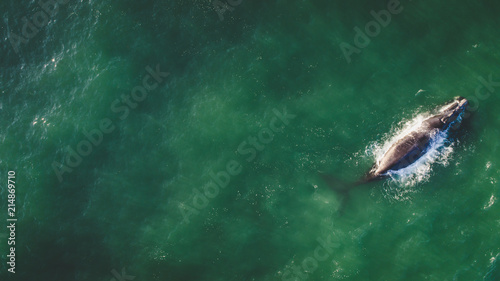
[1,0,500,280]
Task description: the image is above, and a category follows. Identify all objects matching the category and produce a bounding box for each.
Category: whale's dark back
[322,97,469,191]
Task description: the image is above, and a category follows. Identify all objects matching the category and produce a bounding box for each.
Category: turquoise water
[1,0,500,280]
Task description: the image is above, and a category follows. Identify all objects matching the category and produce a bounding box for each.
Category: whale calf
[322,96,469,190]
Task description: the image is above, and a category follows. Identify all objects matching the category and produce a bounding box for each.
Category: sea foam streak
[365,112,456,200]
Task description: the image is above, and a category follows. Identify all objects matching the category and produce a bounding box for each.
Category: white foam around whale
[364,112,457,200]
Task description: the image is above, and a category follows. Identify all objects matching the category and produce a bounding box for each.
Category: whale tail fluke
[319,173,350,193]
[318,171,381,215]
[318,172,357,215]
[318,172,366,193]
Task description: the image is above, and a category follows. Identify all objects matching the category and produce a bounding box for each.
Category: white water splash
[483,195,496,210]
[365,112,457,200]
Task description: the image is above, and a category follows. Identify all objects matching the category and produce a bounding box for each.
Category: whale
[365,96,468,181]
[321,96,469,190]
